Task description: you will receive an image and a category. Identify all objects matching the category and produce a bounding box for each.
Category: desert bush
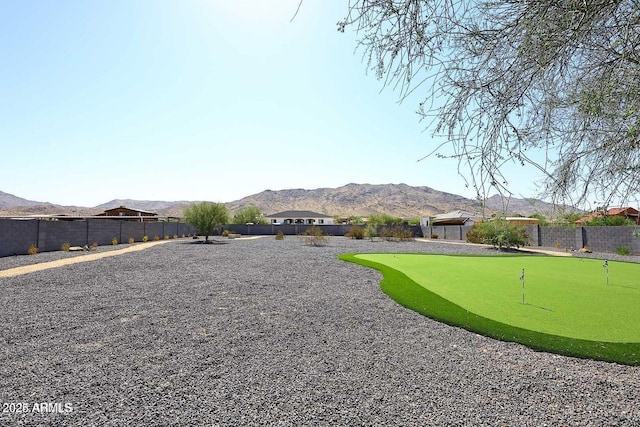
[91,241,98,249]
[61,242,71,251]
[302,226,329,246]
[466,219,528,249]
[364,223,378,241]
[616,246,631,255]
[381,225,414,241]
[164,235,170,240]
[430,234,439,239]
[128,237,135,244]
[222,230,232,237]
[142,235,149,242]
[345,226,365,239]
[173,234,178,239]
[28,244,39,255]
[275,230,285,240]
[111,237,118,246]
[154,235,160,241]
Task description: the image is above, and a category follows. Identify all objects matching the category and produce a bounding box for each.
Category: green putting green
[340,253,640,365]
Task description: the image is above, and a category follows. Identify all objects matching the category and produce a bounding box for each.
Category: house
[575,207,640,225]
[265,210,334,225]
[97,206,159,222]
[422,210,480,226]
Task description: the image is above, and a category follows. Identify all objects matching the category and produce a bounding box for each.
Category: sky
[1,0,548,207]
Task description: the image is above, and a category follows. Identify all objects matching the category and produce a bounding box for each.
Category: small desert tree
[184,202,230,242]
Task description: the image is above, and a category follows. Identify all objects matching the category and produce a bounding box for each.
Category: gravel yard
[0,236,638,426]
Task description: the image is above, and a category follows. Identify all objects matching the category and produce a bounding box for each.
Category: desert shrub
[381,225,414,241]
[222,230,232,237]
[345,226,365,239]
[275,230,285,240]
[142,235,149,242]
[173,234,178,239]
[616,246,631,255]
[364,223,378,241]
[128,237,135,244]
[164,235,170,240]
[430,234,439,239]
[61,242,71,251]
[302,226,329,246]
[111,237,118,246]
[28,244,39,255]
[91,241,98,249]
[154,235,160,241]
[466,219,528,249]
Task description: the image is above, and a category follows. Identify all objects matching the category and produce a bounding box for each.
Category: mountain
[0,184,561,218]
[226,183,557,218]
[95,199,194,212]
[0,191,100,216]
[0,190,51,209]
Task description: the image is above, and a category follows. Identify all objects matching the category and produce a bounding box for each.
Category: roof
[575,207,639,224]
[266,210,332,218]
[431,210,479,225]
[100,206,158,216]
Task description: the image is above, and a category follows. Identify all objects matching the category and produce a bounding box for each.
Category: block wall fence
[2,220,638,257]
[227,223,640,254]
[0,219,196,257]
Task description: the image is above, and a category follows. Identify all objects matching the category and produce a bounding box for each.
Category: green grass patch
[339,253,640,365]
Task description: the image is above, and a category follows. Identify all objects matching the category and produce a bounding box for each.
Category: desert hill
[0,184,559,218]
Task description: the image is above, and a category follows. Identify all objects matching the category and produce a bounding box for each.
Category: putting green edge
[338,253,640,366]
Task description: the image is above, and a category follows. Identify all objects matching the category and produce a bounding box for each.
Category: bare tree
[338,0,640,207]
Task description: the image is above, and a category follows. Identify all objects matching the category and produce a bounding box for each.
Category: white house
[266,210,334,225]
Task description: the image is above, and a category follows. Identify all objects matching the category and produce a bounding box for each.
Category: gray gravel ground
[0,236,639,426]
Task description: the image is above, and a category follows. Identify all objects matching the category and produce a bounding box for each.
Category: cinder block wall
[0,219,196,257]
[582,226,635,253]
[38,220,89,252]
[539,226,575,250]
[0,219,39,257]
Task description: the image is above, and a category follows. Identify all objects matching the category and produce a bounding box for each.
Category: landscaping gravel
[0,236,638,426]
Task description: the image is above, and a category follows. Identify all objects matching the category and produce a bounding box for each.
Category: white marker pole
[603,260,609,286]
[520,268,525,304]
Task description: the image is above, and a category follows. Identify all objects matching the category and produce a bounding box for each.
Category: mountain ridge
[0,184,560,218]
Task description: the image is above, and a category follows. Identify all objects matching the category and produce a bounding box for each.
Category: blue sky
[1,0,546,207]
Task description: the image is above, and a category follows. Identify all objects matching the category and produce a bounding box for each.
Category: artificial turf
[339,253,640,366]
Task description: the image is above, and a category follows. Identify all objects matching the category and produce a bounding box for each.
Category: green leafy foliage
[183,202,230,241]
[466,219,528,249]
[584,216,634,226]
[367,213,404,226]
[232,206,266,224]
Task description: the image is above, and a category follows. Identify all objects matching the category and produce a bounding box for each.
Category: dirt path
[0,240,173,278]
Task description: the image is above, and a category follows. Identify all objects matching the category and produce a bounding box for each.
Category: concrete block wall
[539,226,575,250]
[0,219,196,257]
[38,220,89,252]
[87,220,122,246]
[0,219,39,257]
[581,226,636,254]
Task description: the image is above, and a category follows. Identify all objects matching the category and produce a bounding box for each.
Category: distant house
[575,207,640,225]
[422,210,481,226]
[266,210,334,225]
[97,206,158,222]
